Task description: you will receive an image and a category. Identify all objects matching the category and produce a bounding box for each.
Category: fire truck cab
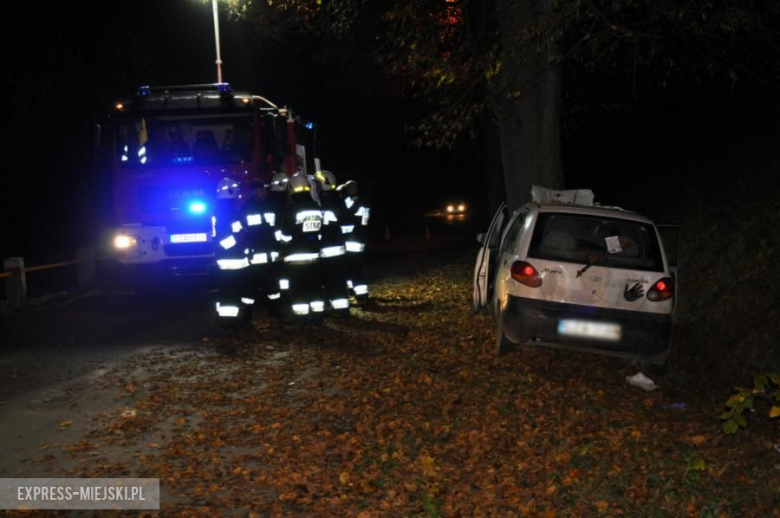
[106,83,316,278]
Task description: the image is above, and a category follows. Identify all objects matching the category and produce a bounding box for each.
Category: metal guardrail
[2,249,112,308]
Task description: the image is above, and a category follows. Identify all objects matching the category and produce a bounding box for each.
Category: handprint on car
[624,282,645,302]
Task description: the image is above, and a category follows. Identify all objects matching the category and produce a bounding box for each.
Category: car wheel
[494,312,516,356]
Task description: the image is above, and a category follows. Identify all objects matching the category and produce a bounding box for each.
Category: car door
[657,223,680,310]
[473,202,511,311]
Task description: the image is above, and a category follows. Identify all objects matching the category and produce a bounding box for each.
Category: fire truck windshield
[117,114,253,167]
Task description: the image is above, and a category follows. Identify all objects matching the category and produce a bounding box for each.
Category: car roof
[533,202,655,225]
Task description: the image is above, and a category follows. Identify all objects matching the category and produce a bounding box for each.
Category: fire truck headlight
[188,201,207,215]
[114,235,137,249]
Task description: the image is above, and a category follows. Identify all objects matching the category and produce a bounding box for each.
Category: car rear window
[528,213,664,272]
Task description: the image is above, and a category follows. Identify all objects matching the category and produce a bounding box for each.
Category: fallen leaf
[419,455,436,477]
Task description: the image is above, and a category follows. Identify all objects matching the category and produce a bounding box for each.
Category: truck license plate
[557,319,621,341]
[170,233,208,243]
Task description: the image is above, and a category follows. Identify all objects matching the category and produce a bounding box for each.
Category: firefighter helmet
[250,179,266,191]
[340,179,358,196]
[216,178,240,199]
[270,173,288,192]
[288,173,311,193]
[314,170,337,191]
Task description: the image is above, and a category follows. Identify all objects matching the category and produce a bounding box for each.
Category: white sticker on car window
[605,236,622,254]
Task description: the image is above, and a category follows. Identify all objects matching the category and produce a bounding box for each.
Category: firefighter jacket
[341,193,370,253]
[268,191,288,218]
[213,198,249,270]
[239,198,279,265]
[318,193,347,259]
[275,193,323,265]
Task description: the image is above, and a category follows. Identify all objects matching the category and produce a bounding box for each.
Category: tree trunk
[492,0,564,209]
[480,115,507,219]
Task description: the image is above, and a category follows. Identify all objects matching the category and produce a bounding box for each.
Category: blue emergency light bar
[136,84,233,98]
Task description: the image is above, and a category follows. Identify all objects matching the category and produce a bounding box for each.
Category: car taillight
[511,261,542,288]
[647,277,674,301]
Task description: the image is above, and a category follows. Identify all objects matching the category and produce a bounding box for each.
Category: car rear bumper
[503,296,671,363]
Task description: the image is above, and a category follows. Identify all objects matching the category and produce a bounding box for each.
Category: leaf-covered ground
[45,255,778,516]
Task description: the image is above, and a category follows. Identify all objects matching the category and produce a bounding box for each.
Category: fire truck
[104,83,318,278]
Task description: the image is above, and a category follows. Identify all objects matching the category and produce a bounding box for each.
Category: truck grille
[164,242,214,257]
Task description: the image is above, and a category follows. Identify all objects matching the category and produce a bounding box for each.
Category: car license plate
[557,319,621,341]
[170,233,208,244]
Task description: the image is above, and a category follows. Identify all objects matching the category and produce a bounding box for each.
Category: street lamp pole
[212,0,223,83]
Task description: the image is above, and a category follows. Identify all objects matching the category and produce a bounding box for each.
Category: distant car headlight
[458,204,466,212]
[447,205,455,213]
[114,235,137,249]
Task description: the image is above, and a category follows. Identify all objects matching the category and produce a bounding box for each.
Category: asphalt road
[0,216,479,402]
[0,217,478,478]
[0,283,216,403]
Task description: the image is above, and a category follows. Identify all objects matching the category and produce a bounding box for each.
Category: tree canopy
[227,0,780,141]
[226,0,780,205]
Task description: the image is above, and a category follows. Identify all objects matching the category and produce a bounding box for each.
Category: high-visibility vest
[240,198,279,265]
[213,199,248,270]
[318,194,348,259]
[341,194,370,253]
[277,194,323,264]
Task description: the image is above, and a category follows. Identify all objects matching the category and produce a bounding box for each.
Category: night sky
[2,0,779,262]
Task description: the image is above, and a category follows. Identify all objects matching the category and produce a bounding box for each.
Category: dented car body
[474,188,679,365]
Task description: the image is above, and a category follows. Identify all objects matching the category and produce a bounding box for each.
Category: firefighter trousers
[245,262,282,306]
[286,260,325,316]
[215,266,253,320]
[320,255,350,310]
[344,251,369,298]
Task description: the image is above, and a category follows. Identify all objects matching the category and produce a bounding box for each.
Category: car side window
[500,210,528,253]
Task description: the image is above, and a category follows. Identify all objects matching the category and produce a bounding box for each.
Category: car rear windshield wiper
[576,252,608,278]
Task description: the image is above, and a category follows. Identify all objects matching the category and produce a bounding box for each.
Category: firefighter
[268,172,290,308]
[239,180,281,314]
[213,178,251,325]
[339,180,370,302]
[269,172,289,212]
[275,173,325,318]
[313,170,350,313]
